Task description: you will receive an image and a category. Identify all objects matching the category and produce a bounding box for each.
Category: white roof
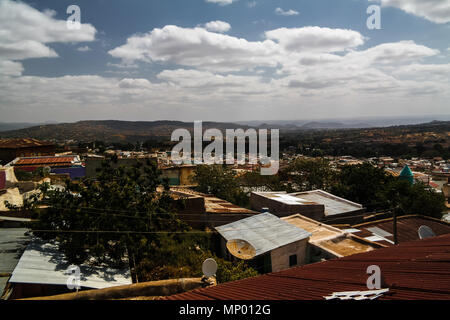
[9,239,132,289]
[216,212,311,257]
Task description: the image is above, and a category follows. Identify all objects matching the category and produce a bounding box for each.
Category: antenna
[418,225,436,239]
[202,258,218,278]
[226,239,256,260]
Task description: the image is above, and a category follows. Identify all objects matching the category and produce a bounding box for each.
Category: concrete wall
[250,192,325,220]
[270,238,309,273]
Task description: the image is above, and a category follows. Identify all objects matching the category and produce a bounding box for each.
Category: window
[289,254,297,267]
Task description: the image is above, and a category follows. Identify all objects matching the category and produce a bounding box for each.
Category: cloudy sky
[0,0,449,122]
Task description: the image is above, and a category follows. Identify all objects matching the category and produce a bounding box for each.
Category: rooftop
[170,187,257,215]
[215,212,311,257]
[9,238,132,290]
[254,190,363,217]
[349,215,450,246]
[0,139,54,149]
[0,228,30,296]
[11,155,81,168]
[167,234,450,300]
[282,214,382,257]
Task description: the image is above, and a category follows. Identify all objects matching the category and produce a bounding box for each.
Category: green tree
[286,158,336,192]
[193,165,249,207]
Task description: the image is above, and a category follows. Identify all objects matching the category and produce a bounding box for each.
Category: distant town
[0,119,449,300]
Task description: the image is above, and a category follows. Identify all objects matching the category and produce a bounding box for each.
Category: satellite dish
[43,166,51,174]
[418,225,436,239]
[202,258,218,277]
[226,239,256,260]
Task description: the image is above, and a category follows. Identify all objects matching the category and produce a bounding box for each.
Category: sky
[0,0,449,123]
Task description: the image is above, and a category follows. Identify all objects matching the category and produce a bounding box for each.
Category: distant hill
[0,120,251,142]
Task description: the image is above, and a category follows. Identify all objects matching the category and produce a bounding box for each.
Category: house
[0,139,55,165]
[282,214,383,262]
[5,238,132,300]
[215,212,311,273]
[346,215,450,246]
[166,234,450,300]
[168,187,258,229]
[250,190,364,223]
[8,155,85,179]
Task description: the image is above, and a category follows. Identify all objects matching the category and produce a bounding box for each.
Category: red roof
[166,234,450,300]
[351,215,450,246]
[14,156,77,167]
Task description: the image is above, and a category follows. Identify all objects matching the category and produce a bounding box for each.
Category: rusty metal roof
[166,234,450,300]
[0,139,54,149]
[351,215,450,246]
[14,156,78,167]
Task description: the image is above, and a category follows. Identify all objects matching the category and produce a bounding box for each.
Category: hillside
[0,120,251,142]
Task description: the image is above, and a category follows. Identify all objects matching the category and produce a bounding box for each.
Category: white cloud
[0,0,96,75]
[204,21,231,33]
[108,25,280,71]
[265,27,365,53]
[205,0,237,6]
[275,7,299,16]
[77,46,91,52]
[247,1,257,8]
[374,0,450,23]
[0,60,23,76]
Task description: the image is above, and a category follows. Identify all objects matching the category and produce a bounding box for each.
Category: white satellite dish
[226,239,256,260]
[418,225,436,239]
[202,258,218,277]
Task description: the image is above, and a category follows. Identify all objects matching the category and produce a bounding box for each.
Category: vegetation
[26,159,257,282]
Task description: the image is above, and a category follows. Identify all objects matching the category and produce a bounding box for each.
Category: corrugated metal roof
[0,228,30,295]
[167,234,450,300]
[215,213,311,257]
[352,215,450,246]
[9,238,132,290]
[15,156,78,166]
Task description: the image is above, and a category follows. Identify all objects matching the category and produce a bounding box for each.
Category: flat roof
[253,190,363,216]
[170,187,257,214]
[215,212,311,257]
[282,214,381,257]
[9,238,132,289]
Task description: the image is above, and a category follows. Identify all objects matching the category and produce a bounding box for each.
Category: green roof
[399,165,413,177]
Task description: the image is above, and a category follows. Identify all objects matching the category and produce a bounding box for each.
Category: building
[166,234,450,300]
[398,164,414,185]
[282,214,383,261]
[6,238,132,299]
[168,187,258,229]
[160,165,196,186]
[215,212,311,273]
[346,215,450,246]
[250,190,364,222]
[8,155,85,179]
[0,227,30,298]
[0,139,55,165]
[85,155,157,179]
